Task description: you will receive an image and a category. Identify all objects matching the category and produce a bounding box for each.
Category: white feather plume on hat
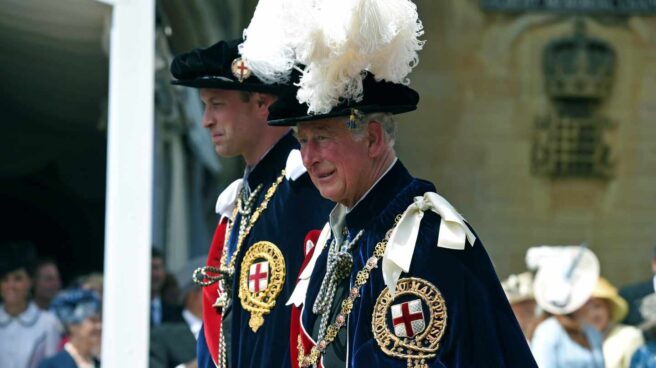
[239,0,425,114]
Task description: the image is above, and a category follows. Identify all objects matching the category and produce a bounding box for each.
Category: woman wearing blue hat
[38,289,102,368]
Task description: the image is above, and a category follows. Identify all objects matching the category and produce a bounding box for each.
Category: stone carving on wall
[532,19,616,178]
[481,0,656,14]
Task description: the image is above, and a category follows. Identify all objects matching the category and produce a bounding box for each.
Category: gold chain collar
[221,170,286,271]
[298,214,403,367]
[193,170,286,286]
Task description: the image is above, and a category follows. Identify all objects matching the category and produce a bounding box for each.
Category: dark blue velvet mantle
[300,161,537,367]
[197,132,333,368]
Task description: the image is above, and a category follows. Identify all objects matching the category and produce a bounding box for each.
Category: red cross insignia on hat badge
[231,57,252,83]
[239,241,286,332]
[373,277,447,367]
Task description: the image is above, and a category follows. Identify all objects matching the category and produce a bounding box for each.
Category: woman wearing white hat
[575,277,644,368]
[502,271,540,341]
[530,245,605,367]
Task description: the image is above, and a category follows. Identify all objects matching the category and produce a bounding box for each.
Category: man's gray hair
[350,112,397,147]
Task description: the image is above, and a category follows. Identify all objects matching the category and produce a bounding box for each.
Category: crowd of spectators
[503,245,656,368]
[0,241,199,368]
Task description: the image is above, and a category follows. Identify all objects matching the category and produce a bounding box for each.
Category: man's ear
[253,93,277,118]
[366,120,386,158]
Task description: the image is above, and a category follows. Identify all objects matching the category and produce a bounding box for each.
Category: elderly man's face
[297,118,372,207]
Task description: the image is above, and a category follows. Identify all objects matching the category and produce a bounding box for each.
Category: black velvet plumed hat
[170,39,292,95]
[267,73,420,126]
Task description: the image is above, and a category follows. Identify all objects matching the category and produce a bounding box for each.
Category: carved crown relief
[532,19,616,178]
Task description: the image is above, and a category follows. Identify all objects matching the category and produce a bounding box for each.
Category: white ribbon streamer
[382,192,476,297]
[287,223,331,307]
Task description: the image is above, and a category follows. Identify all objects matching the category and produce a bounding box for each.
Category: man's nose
[202,106,213,128]
[301,141,319,169]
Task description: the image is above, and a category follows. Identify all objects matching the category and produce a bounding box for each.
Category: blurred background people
[161,272,181,308]
[33,258,62,310]
[151,248,182,326]
[0,241,61,368]
[530,245,605,367]
[576,277,644,368]
[149,259,203,368]
[502,271,540,341]
[620,247,656,328]
[78,273,103,301]
[39,288,102,368]
[629,295,656,367]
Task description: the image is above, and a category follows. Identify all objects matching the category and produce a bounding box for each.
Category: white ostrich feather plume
[240,0,424,114]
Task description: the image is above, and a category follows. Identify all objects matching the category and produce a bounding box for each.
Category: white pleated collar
[0,301,40,327]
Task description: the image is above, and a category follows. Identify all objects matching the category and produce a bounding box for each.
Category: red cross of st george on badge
[231,57,252,83]
[239,241,286,332]
[249,261,269,293]
[391,299,425,338]
[372,277,447,367]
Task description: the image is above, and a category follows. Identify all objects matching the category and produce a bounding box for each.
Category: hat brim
[533,247,600,315]
[171,78,291,94]
[268,104,417,126]
[608,295,629,324]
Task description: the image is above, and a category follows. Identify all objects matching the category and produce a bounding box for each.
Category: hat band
[199,75,235,83]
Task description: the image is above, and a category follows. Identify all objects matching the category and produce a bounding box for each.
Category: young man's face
[200,88,261,158]
[296,118,372,207]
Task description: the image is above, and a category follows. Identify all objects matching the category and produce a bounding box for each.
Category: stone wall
[398,0,656,286]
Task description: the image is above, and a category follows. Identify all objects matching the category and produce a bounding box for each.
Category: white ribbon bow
[382,192,476,297]
[214,179,243,217]
[285,149,307,181]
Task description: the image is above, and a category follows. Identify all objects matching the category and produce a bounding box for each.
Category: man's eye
[316,135,327,141]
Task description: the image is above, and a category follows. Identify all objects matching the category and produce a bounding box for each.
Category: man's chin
[316,187,340,203]
[215,147,239,158]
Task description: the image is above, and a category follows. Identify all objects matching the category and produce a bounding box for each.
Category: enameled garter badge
[372,277,447,368]
[238,241,286,332]
[231,57,252,83]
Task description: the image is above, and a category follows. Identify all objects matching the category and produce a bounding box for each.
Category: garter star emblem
[231,57,252,82]
[239,241,286,332]
[372,277,447,368]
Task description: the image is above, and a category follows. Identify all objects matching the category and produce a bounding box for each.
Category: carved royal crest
[238,241,286,332]
[372,278,447,368]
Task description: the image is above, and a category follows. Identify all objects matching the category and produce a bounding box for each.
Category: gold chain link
[219,170,286,272]
[298,215,403,367]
